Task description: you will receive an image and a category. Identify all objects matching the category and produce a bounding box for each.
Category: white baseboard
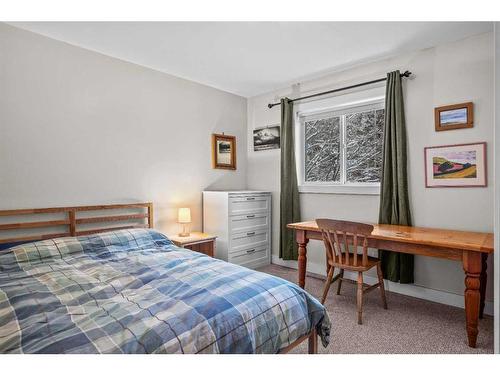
[271,255,493,317]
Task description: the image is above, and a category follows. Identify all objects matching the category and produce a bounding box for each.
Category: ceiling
[10,22,493,97]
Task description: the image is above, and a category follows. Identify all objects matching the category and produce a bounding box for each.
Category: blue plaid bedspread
[0,229,330,353]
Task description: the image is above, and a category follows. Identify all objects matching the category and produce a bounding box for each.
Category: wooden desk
[287,221,494,348]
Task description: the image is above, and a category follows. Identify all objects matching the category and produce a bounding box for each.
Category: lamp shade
[177,208,191,224]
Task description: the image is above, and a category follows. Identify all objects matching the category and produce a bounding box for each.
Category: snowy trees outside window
[346,108,384,183]
[304,116,341,182]
[302,103,384,185]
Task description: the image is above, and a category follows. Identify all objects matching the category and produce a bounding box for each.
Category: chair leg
[376,263,388,309]
[336,269,344,295]
[321,266,335,304]
[357,272,363,325]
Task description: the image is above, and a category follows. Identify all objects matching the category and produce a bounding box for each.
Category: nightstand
[169,232,217,257]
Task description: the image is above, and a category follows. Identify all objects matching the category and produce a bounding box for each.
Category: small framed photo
[253,125,280,151]
[434,102,473,131]
[424,142,486,188]
[212,133,236,170]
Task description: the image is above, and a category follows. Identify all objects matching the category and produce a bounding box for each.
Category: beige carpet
[257,264,494,354]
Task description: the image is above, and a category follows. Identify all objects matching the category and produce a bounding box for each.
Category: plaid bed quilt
[0,229,330,353]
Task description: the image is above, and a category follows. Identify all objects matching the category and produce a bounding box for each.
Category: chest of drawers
[202,191,271,269]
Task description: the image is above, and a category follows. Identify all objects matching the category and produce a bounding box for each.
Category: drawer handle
[246,215,255,218]
[246,249,256,254]
[246,197,255,200]
[246,232,255,236]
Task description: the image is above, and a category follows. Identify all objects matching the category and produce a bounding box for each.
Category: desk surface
[287,221,493,253]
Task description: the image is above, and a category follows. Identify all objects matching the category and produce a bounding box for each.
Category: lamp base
[178,232,190,237]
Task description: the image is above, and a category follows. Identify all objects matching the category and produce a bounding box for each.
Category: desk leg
[296,229,309,289]
[463,251,482,348]
[479,253,488,319]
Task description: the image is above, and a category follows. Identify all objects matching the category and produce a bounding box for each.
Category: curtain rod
[267,70,412,109]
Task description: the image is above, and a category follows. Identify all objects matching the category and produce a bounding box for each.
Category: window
[298,100,384,194]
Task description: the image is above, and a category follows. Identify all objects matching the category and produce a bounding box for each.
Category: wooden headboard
[0,202,153,245]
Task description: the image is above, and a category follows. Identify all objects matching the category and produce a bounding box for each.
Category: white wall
[0,23,247,234]
[247,32,495,310]
[494,23,500,354]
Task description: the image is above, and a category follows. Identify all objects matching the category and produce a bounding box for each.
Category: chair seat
[316,218,388,323]
[329,255,380,271]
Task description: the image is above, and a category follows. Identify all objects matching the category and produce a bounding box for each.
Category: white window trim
[295,87,385,196]
[298,183,381,195]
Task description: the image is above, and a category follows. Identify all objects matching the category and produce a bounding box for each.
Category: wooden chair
[316,218,387,324]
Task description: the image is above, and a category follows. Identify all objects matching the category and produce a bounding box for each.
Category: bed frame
[0,202,154,245]
[0,202,318,354]
[279,328,318,354]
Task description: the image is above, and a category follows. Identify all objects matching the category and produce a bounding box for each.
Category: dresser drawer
[229,229,269,253]
[229,244,269,266]
[229,213,269,233]
[229,195,270,216]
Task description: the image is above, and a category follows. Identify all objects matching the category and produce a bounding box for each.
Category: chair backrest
[316,219,374,267]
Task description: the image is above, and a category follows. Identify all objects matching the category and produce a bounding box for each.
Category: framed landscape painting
[434,102,473,131]
[212,133,236,170]
[253,125,280,151]
[424,142,486,187]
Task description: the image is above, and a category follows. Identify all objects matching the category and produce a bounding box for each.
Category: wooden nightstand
[169,232,217,257]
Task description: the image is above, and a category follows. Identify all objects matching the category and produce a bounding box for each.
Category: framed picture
[212,133,236,170]
[424,142,486,188]
[253,125,280,151]
[434,102,473,131]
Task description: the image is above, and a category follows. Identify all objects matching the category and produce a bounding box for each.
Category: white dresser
[202,191,271,269]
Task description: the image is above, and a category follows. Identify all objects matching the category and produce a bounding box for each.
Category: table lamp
[177,207,191,237]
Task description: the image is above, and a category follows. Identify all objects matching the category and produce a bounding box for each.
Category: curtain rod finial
[402,70,412,77]
[268,103,274,109]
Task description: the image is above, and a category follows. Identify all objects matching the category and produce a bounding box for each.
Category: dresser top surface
[203,190,271,194]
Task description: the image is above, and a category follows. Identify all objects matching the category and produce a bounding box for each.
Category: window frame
[295,91,385,195]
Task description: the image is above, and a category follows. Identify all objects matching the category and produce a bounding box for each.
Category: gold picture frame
[212,133,236,170]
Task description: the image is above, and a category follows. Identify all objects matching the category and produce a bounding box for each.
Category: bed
[0,203,330,354]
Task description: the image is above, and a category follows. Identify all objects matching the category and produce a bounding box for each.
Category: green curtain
[378,71,414,283]
[279,98,301,260]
